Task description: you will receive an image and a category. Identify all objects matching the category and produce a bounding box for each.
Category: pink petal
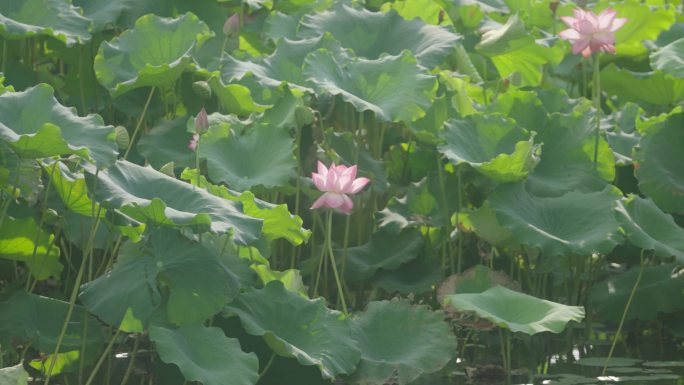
[610,17,627,32]
[572,38,591,55]
[323,192,346,209]
[560,16,577,28]
[312,172,327,191]
[576,19,596,35]
[348,177,370,194]
[585,10,599,28]
[597,8,616,29]
[316,161,328,177]
[338,165,357,191]
[581,46,593,57]
[339,194,354,214]
[325,165,338,191]
[310,194,327,209]
[559,28,581,40]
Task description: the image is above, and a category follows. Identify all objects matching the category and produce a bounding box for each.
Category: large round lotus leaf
[83,160,262,244]
[223,281,361,379]
[0,217,62,280]
[219,35,339,92]
[526,109,615,196]
[437,265,520,303]
[0,0,90,46]
[181,169,310,246]
[0,84,118,167]
[489,183,621,257]
[137,117,196,169]
[376,177,446,233]
[0,364,29,385]
[150,324,258,385]
[81,228,241,329]
[94,13,213,97]
[616,196,684,263]
[46,161,103,217]
[650,37,684,78]
[634,113,684,214]
[601,65,684,106]
[200,124,296,192]
[303,49,436,123]
[299,4,460,68]
[612,1,676,57]
[0,143,43,204]
[0,290,104,353]
[206,77,269,116]
[343,228,423,282]
[73,0,136,33]
[372,255,443,295]
[438,115,538,183]
[349,300,456,385]
[445,285,585,335]
[589,264,684,323]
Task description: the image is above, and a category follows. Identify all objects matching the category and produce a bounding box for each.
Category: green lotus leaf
[0,364,29,385]
[328,131,388,191]
[303,49,437,123]
[94,13,213,97]
[453,0,507,13]
[252,265,307,297]
[445,285,584,334]
[137,117,196,169]
[634,113,684,214]
[487,89,547,133]
[464,202,516,247]
[576,357,642,367]
[84,160,262,244]
[372,256,443,295]
[380,0,451,25]
[489,183,621,256]
[612,1,676,57]
[526,109,615,196]
[438,115,538,183]
[200,124,296,192]
[0,0,90,46]
[73,0,136,33]
[476,15,563,86]
[0,290,104,352]
[376,178,445,233]
[0,143,43,204]
[650,37,684,78]
[344,228,424,282]
[601,64,684,106]
[220,35,339,91]
[0,217,61,280]
[0,84,118,167]
[46,161,102,217]
[206,77,269,115]
[223,281,361,379]
[181,168,310,246]
[81,227,241,329]
[605,103,640,165]
[589,264,684,322]
[349,300,456,385]
[27,350,86,376]
[616,196,684,263]
[150,324,259,385]
[438,265,520,300]
[299,4,460,67]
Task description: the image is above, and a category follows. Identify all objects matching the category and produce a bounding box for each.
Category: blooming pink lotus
[559,8,627,57]
[311,161,370,214]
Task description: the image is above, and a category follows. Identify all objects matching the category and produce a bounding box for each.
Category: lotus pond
[0,0,683,384]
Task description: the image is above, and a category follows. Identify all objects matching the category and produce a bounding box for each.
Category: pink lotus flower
[311,161,370,214]
[188,134,199,151]
[559,8,627,57]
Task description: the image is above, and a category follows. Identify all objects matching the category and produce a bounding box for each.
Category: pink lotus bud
[223,14,240,36]
[194,108,209,135]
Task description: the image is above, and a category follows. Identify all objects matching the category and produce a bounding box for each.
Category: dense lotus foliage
[0,0,683,384]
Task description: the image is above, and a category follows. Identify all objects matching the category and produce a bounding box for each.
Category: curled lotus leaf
[438,115,538,183]
[650,37,684,79]
[223,281,361,380]
[349,300,456,385]
[150,324,258,385]
[299,4,460,67]
[634,113,684,214]
[0,0,90,46]
[0,84,118,167]
[84,160,262,245]
[444,285,585,335]
[94,13,213,97]
[489,183,622,257]
[303,49,437,123]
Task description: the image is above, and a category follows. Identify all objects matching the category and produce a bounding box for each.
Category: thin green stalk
[435,157,453,272]
[2,38,7,75]
[123,87,156,160]
[79,45,87,114]
[592,54,601,170]
[119,334,140,385]
[26,161,58,290]
[456,166,463,273]
[326,210,348,314]
[84,328,123,385]
[256,352,276,383]
[601,251,645,376]
[195,138,201,187]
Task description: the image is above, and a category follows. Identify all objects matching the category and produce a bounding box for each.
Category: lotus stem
[257,352,276,383]
[119,334,140,385]
[602,250,645,376]
[123,87,156,160]
[85,327,122,385]
[326,210,348,314]
[592,54,601,170]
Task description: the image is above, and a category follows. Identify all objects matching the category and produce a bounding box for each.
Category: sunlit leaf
[0,84,118,167]
[601,64,684,106]
[445,285,585,334]
[0,217,61,280]
[0,0,90,46]
[223,281,361,379]
[612,1,676,57]
[349,300,456,385]
[94,13,213,97]
[150,324,259,385]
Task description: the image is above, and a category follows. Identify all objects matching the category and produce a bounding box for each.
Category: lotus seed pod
[114,126,130,150]
[192,80,212,99]
[195,108,209,135]
[223,14,240,36]
[294,106,314,127]
[42,208,61,225]
[159,162,176,178]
